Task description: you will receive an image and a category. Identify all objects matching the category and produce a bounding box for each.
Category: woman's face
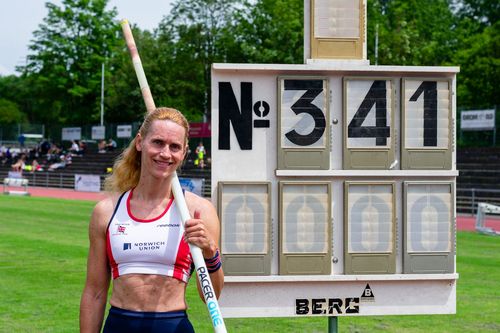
[136,119,187,179]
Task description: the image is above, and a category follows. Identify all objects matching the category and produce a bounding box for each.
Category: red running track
[5,186,106,202]
[5,186,500,232]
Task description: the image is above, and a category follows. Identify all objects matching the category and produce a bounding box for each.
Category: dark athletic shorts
[103,306,195,333]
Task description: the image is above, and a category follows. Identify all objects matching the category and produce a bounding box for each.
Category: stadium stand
[3,145,496,204]
[0,146,212,197]
[456,147,500,214]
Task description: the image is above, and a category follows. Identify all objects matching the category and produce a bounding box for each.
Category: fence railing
[456,188,500,215]
[4,170,495,207]
[2,170,212,197]
[9,171,107,190]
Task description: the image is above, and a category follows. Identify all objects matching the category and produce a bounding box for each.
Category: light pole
[100,62,105,126]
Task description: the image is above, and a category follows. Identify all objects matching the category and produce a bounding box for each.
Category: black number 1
[409,81,438,147]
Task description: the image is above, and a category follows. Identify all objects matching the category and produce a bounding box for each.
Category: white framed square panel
[218,182,272,275]
[310,0,365,59]
[279,181,332,275]
[402,78,452,169]
[314,0,360,39]
[404,182,455,273]
[344,182,396,274]
[343,77,396,169]
[278,76,330,170]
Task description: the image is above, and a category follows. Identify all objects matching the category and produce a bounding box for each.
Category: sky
[0,0,174,76]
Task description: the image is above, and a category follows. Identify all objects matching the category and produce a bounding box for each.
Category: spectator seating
[2,145,498,203]
[0,146,212,196]
[457,147,500,214]
[0,147,121,190]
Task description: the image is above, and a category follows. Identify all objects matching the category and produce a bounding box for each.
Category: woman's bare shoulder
[184,191,216,212]
[91,192,122,228]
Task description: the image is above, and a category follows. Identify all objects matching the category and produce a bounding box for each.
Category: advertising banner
[75,174,101,192]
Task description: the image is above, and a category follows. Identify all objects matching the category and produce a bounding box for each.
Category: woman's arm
[184,192,224,300]
[79,199,113,333]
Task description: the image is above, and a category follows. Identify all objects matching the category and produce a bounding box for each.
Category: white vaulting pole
[120,19,227,333]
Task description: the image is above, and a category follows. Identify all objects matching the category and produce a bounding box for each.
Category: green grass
[0,195,499,332]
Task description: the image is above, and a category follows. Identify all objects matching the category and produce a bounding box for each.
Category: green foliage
[0,75,28,126]
[0,75,32,122]
[0,98,27,124]
[452,0,499,26]
[367,0,499,147]
[104,26,154,123]
[20,0,120,125]
[452,2,499,147]
[454,21,499,109]
[232,0,304,64]
[155,0,242,119]
[368,0,456,66]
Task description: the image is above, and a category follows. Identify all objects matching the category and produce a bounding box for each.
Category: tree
[0,98,27,124]
[4,0,495,148]
[367,0,456,66]
[232,0,303,64]
[453,21,499,109]
[20,0,120,126]
[451,0,499,130]
[104,26,157,123]
[155,0,242,120]
[0,74,34,124]
[452,0,499,26]
[0,75,24,111]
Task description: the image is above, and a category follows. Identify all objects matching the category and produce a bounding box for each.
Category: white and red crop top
[106,189,193,283]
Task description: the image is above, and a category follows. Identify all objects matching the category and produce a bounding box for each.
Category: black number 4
[347,80,390,146]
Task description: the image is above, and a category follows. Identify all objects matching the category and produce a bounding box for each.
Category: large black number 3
[284,79,326,146]
[347,80,390,146]
[409,81,438,147]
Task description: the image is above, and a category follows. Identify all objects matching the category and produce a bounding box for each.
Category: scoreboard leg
[328,316,338,333]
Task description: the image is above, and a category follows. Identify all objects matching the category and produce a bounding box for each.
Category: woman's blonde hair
[105,107,189,193]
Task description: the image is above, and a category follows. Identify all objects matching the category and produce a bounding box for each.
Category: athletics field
[0,193,498,332]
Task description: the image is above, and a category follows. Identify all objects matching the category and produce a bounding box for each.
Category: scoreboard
[211,0,459,318]
[211,64,458,317]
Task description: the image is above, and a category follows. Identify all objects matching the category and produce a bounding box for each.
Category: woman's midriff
[109,274,188,312]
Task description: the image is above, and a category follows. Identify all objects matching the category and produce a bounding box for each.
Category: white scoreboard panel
[308,0,366,60]
[402,78,453,169]
[218,182,272,275]
[343,77,396,169]
[344,182,396,274]
[278,76,330,169]
[404,181,455,274]
[279,181,331,275]
[211,63,459,318]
